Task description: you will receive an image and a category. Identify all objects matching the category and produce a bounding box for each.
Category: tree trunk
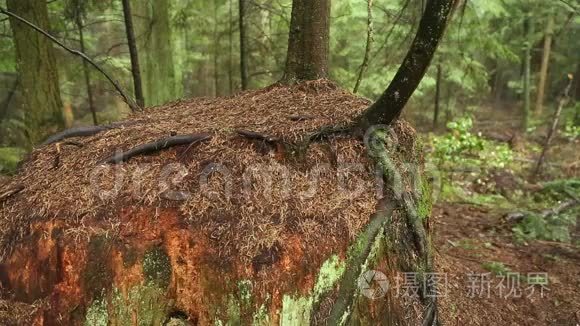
[239,0,249,90]
[130,0,176,107]
[121,0,145,108]
[433,64,442,129]
[575,63,580,102]
[214,1,220,97]
[535,13,554,115]
[6,0,64,145]
[281,0,331,83]
[355,0,456,131]
[228,0,234,94]
[522,15,532,131]
[76,16,98,126]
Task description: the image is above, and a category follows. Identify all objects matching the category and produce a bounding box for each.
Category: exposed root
[236,130,280,143]
[0,184,24,203]
[41,125,114,146]
[100,133,212,164]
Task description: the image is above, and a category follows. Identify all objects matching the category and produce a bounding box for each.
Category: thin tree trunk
[214,1,220,97]
[5,0,64,145]
[535,13,554,115]
[533,75,574,177]
[1,6,138,112]
[121,0,144,108]
[522,15,532,132]
[76,16,97,126]
[132,0,176,106]
[433,63,442,129]
[282,0,331,83]
[239,0,248,90]
[228,0,234,94]
[353,0,373,94]
[574,62,580,101]
[356,0,456,131]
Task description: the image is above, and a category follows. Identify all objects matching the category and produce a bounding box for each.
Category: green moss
[281,295,312,325]
[142,245,172,289]
[84,298,109,326]
[313,255,346,300]
[281,255,347,325]
[237,280,252,306]
[225,295,242,325]
[417,177,433,220]
[84,235,113,299]
[252,303,270,326]
[110,283,170,326]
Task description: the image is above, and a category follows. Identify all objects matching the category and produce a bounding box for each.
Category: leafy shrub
[513,212,576,243]
[433,115,514,169]
[0,147,25,175]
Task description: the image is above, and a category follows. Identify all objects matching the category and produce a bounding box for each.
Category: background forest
[0,0,579,155]
[0,0,580,324]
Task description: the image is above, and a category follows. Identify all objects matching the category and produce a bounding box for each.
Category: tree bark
[131,0,176,106]
[281,0,331,83]
[6,0,64,145]
[239,0,249,90]
[121,0,145,108]
[76,16,98,126]
[535,13,554,115]
[355,0,456,131]
[433,63,442,129]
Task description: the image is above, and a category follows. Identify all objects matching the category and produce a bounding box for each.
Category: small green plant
[482,261,510,276]
[562,119,580,141]
[433,115,514,170]
[513,211,576,243]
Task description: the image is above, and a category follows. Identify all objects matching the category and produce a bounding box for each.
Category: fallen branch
[288,115,315,122]
[236,130,279,143]
[532,74,574,177]
[505,199,580,223]
[307,124,352,142]
[41,125,114,146]
[0,184,24,203]
[101,133,211,164]
[0,7,139,112]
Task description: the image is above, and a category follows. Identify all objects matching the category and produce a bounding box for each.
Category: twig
[236,130,279,143]
[0,6,139,112]
[101,133,211,164]
[353,0,374,94]
[532,74,574,177]
[288,115,315,122]
[41,125,114,146]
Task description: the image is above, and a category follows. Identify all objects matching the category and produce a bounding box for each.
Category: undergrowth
[428,116,579,244]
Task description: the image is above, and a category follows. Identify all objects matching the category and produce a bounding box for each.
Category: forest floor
[415,104,580,325]
[435,202,580,325]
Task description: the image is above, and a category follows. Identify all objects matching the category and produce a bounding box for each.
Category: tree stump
[0,81,435,325]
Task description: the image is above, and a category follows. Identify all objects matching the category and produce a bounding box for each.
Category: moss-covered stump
[0,81,435,325]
